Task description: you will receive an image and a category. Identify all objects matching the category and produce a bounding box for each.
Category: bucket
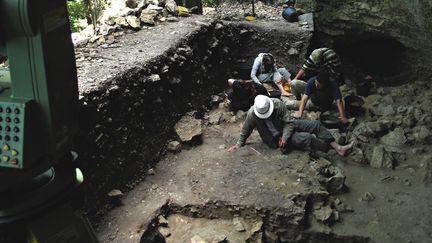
[320,113,339,129]
[344,95,364,116]
[282,7,299,22]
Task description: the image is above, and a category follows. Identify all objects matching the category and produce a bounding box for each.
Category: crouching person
[227,78,268,111]
[228,95,353,155]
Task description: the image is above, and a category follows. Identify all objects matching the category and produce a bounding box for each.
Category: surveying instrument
[0,0,98,242]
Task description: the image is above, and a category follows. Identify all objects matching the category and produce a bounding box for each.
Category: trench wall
[75,20,312,218]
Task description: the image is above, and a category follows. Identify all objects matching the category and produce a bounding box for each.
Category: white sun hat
[253,95,274,119]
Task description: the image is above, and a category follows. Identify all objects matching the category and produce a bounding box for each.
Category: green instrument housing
[0,0,79,171]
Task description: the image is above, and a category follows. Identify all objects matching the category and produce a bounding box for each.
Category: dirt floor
[99,81,432,242]
[95,90,432,242]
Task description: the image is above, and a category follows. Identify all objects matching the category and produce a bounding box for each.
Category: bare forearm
[336,100,346,120]
[298,95,308,116]
[294,69,305,80]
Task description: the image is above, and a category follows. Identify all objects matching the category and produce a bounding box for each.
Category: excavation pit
[74,14,432,243]
[75,16,313,222]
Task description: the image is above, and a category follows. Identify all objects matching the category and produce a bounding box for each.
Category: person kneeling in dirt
[251,53,292,97]
[227,78,268,111]
[293,47,344,85]
[293,71,348,124]
[228,95,354,155]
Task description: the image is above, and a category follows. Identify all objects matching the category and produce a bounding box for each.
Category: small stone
[108,189,123,198]
[218,144,227,149]
[287,47,299,56]
[411,147,425,154]
[116,16,129,27]
[158,216,169,226]
[326,167,346,192]
[148,74,161,82]
[380,176,395,182]
[233,217,246,232]
[165,0,178,14]
[125,0,138,8]
[167,17,180,22]
[349,147,367,164]
[151,184,158,190]
[251,221,263,234]
[167,141,181,152]
[126,15,141,29]
[423,158,432,185]
[158,227,171,238]
[208,112,222,125]
[236,110,246,120]
[210,234,227,243]
[362,192,375,202]
[314,206,333,224]
[170,77,181,84]
[333,210,340,222]
[90,35,101,43]
[147,168,156,175]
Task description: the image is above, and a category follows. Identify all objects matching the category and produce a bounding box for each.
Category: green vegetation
[202,0,219,7]
[67,0,87,32]
[67,0,110,32]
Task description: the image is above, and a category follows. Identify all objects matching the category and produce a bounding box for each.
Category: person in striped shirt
[293,48,344,84]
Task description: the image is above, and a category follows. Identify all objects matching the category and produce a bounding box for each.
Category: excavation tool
[0,0,98,242]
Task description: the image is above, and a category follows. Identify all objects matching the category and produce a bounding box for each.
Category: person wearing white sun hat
[228,95,354,156]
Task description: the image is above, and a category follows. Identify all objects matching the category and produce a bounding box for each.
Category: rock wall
[295,0,432,79]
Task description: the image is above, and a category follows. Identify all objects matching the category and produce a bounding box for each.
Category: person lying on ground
[294,71,348,124]
[293,47,344,84]
[227,78,268,111]
[228,95,354,156]
[250,53,292,97]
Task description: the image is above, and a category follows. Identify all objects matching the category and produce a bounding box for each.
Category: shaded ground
[95,107,432,242]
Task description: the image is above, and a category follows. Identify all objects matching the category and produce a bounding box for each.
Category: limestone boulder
[140,9,159,25]
[370,146,394,168]
[126,15,141,29]
[380,127,407,147]
[175,115,202,142]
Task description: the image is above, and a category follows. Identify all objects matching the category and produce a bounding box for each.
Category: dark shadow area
[335,36,407,77]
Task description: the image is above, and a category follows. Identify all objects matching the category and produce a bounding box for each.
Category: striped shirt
[303,48,341,76]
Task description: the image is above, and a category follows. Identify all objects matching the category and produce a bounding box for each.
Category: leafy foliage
[202,0,219,7]
[67,0,87,32]
[67,0,110,32]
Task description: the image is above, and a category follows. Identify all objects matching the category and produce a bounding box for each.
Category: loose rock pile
[200,78,432,180]
[72,0,189,47]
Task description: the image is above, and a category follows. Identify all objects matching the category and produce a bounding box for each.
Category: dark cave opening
[335,36,407,77]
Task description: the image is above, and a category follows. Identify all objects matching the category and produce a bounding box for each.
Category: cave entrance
[335,36,407,78]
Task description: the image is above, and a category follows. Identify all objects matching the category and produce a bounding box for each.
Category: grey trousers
[290,120,335,152]
[255,119,335,152]
[258,68,291,91]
